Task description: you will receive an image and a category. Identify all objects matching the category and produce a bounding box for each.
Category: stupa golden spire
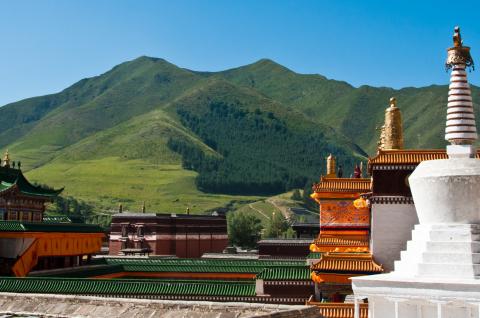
[379,97,404,150]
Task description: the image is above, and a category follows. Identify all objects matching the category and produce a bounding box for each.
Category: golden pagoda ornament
[381,97,404,150]
[2,150,11,168]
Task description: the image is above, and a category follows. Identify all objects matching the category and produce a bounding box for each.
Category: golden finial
[2,150,10,168]
[326,153,336,178]
[389,97,397,108]
[381,98,404,150]
[446,26,474,70]
[453,26,462,48]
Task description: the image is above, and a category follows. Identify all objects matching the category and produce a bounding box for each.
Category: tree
[283,227,297,239]
[264,211,290,238]
[228,212,263,249]
[291,189,302,201]
[302,180,319,211]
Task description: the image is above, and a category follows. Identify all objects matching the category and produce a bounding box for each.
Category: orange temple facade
[311,177,371,253]
[309,159,383,302]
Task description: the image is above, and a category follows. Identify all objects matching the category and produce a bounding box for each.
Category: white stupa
[352,27,480,318]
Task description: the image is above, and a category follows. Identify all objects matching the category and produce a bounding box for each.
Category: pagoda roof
[0,166,63,199]
[313,236,369,248]
[311,252,383,273]
[312,177,370,194]
[0,221,104,233]
[368,149,480,170]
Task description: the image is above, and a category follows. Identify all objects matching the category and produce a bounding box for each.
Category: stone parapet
[0,293,322,318]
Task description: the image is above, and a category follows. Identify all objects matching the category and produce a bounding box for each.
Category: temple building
[0,151,104,276]
[0,150,63,222]
[109,211,228,257]
[309,155,383,302]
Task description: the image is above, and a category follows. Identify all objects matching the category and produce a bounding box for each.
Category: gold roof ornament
[2,150,10,168]
[326,154,337,178]
[380,97,404,150]
[446,26,474,70]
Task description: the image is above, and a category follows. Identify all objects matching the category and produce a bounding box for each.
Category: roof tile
[311,252,383,273]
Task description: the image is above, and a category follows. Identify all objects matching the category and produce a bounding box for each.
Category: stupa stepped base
[352,275,480,318]
[394,224,480,279]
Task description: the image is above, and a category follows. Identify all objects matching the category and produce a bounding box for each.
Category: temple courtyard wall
[0,292,322,318]
[370,202,418,272]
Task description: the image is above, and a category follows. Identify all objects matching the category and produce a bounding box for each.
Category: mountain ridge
[1,56,477,212]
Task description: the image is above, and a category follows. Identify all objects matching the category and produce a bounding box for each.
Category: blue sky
[0,0,479,106]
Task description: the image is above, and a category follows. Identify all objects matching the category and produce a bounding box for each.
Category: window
[32,212,42,222]
[137,226,145,237]
[121,224,128,238]
[8,211,18,221]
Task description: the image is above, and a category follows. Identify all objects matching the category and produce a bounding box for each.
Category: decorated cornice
[367,149,480,174]
[312,177,370,193]
[369,196,414,205]
[311,252,383,273]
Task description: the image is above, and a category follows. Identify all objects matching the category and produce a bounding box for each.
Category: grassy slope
[3,57,202,168]
[234,191,318,230]
[27,158,261,214]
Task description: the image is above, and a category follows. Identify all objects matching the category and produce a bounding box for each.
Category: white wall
[0,238,34,258]
[370,203,418,272]
[368,296,478,318]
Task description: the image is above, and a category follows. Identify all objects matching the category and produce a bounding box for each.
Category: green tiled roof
[0,167,62,198]
[43,216,72,223]
[121,265,265,273]
[29,265,124,278]
[307,252,322,259]
[35,258,310,282]
[103,258,305,268]
[0,221,25,231]
[96,258,306,275]
[0,221,104,233]
[256,267,311,280]
[0,277,255,297]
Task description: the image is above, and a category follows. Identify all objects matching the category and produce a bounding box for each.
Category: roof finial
[142,201,146,213]
[453,26,462,48]
[326,154,336,178]
[446,26,474,71]
[2,150,10,168]
[389,97,397,108]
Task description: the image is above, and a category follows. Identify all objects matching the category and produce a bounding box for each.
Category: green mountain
[1,56,476,213]
[212,59,480,153]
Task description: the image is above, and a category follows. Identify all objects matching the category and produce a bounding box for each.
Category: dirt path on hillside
[266,198,292,220]
[248,203,271,220]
